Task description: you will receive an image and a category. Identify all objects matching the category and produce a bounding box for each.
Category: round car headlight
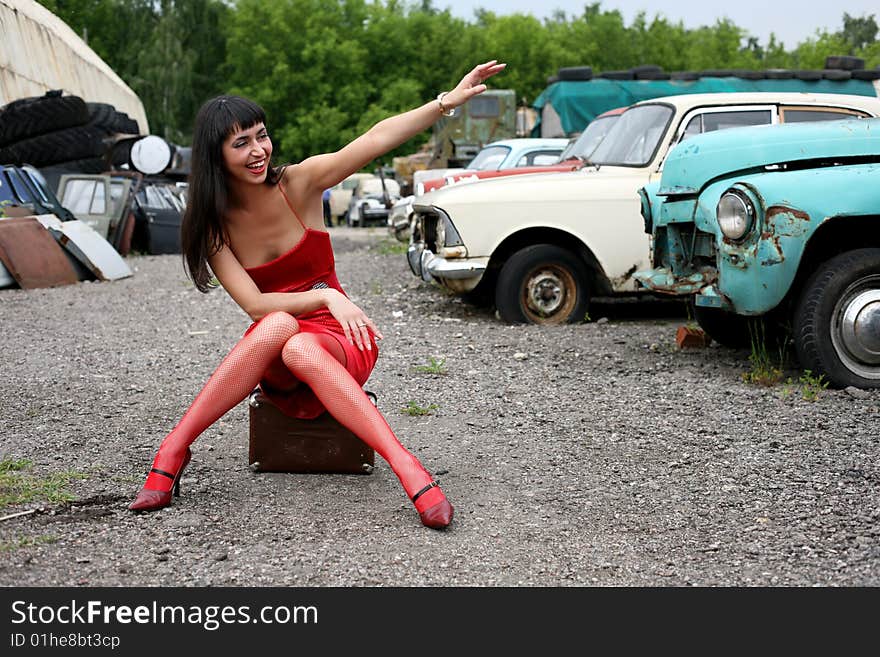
[716,190,754,241]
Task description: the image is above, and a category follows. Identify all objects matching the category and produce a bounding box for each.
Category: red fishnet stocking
[281,332,451,521]
[139,311,300,491]
[134,311,452,527]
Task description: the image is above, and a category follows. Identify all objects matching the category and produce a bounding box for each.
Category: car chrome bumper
[407,242,486,283]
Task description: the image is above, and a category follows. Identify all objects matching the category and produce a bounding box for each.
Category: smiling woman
[225,122,271,180]
[128,60,507,530]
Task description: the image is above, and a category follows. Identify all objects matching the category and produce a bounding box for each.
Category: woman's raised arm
[296,60,506,193]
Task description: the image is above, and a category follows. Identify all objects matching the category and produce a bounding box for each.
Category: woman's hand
[442,60,507,111]
[296,59,505,194]
[324,289,383,351]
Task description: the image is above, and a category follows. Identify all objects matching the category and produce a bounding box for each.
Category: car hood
[660,118,880,196]
[415,165,644,207]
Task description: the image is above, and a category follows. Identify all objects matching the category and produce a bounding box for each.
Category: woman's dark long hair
[181,95,283,292]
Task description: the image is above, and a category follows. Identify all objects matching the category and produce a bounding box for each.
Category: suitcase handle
[249,387,377,409]
[247,387,262,408]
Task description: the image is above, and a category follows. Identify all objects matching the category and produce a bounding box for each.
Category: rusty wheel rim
[521,264,577,324]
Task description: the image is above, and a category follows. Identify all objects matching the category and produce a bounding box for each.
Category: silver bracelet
[436,92,455,116]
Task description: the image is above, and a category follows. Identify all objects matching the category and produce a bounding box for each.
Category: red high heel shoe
[412,481,453,529]
[128,448,192,512]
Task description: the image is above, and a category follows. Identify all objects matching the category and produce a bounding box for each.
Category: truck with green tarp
[531,61,880,138]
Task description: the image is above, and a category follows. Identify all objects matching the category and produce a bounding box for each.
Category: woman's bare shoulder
[275,161,326,230]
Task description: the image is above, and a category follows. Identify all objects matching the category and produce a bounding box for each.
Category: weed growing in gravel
[413,356,447,375]
[370,281,383,295]
[779,371,829,402]
[402,401,439,416]
[0,458,29,472]
[0,534,58,553]
[374,239,408,256]
[799,370,829,402]
[0,459,87,509]
[742,321,788,386]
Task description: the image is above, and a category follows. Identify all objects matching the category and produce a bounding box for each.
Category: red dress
[242,184,378,419]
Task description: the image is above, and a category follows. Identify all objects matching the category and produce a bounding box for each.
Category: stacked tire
[0,90,139,173]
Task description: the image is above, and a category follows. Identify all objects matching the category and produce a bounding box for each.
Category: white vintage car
[346,176,401,227]
[389,137,569,242]
[328,172,375,222]
[407,92,880,323]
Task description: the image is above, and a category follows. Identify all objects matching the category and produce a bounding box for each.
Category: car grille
[412,210,441,253]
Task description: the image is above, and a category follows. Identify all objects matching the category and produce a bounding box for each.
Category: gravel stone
[0,226,878,586]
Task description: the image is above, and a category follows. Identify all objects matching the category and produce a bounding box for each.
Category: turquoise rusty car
[635,118,880,388]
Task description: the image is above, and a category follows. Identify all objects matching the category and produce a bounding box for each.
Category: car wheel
[495,244,589,324]
[793,248,880,389]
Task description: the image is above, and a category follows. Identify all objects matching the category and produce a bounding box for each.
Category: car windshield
[589,104,674,167]
[558,114,621,162]
[466,145,510,171]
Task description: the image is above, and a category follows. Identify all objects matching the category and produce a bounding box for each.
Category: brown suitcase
[247,388,375,474]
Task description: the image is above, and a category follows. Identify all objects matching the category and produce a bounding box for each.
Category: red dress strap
[276,175,307,230]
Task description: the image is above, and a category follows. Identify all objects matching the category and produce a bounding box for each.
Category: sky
[437,0,878,50]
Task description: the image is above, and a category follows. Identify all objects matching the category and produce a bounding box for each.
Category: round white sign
[130,135,172,175]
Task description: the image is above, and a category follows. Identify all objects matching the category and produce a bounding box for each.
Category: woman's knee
[281,333,324,371]
[255,311,299,342]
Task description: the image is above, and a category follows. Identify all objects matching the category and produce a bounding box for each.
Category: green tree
[566,4,633,72]
[225,0,371,162]
[791,30,849,69]
[225,0,480,165]
[840,12,878,52]
[132,2,193,143]
[635,15,691,74]
[478,12,568,104]
[38,0,228,142]
[38,1,875,158]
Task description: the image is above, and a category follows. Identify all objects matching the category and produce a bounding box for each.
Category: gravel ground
[1,226,878,587]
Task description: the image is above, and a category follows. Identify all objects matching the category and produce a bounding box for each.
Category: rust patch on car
[760,233,785,266]
[612,264,638,287]
[754,205,811,265]
[633,267,717,295]
[767,205,810,222]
